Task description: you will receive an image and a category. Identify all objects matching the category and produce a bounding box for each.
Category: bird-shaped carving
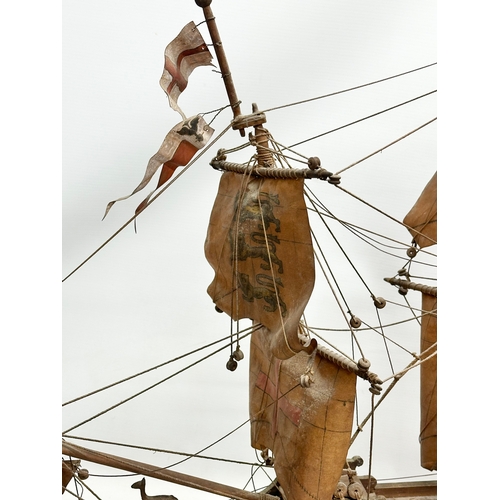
[131,477,179,500]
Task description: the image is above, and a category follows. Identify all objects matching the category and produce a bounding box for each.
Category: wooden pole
[195,0,245,135]
[62,440,278,500]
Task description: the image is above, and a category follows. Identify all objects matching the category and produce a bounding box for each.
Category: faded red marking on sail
[164,44,209,95]
[256,365,302,435]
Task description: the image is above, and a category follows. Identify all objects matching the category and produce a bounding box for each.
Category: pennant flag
[205,172,315,360]
[403,172,437,248]
[104,115,214,218]
[250,329,357,500]
[160,21,213,119]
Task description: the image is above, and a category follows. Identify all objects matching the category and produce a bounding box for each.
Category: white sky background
[0,0,488,498]
[61,1,440,499]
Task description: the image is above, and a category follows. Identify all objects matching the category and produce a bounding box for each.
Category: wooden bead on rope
[78,469,89,480]
[350,316,362,329]
[334,482,347,499]
[308,157,321,170]
[232,347,244,361]
[407,246,418,258]
[357,358,370,371]
[226,357,238,371]
[347,482,364,499]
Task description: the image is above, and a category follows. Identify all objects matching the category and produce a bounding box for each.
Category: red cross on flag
[160,21,213,119]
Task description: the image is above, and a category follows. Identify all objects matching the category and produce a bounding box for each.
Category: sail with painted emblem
[205,171,316,360]
[203,138,384,499]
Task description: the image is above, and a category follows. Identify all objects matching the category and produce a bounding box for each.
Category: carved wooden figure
[131,477,179,500]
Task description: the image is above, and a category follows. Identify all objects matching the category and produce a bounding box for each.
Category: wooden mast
[195,0,245,136]
[62,440,279,500]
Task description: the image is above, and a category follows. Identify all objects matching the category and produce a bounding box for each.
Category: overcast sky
[9,0,490,497]
[59,1,442,499]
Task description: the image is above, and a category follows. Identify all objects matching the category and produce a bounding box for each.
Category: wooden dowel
[62,440,278,500]
[195,0,245,135]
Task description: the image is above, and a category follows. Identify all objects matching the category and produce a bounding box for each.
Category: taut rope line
[62,123,232,283]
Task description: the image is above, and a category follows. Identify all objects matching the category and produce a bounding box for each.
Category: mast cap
[195,0,212,7]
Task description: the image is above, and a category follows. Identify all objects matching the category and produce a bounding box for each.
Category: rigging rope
[63,325,259,406]
[63,435,265,468]
[350,342,436,446]
[334,183,438,247]
[62,122,233,283]
[307,206,437,263]
[61,487,84,500]
[62,327,256,435]
[289,90,436,148]
[63,462,103,500]
[380,347,437,384]
[375,307,395,375]
[306,311,435,332]
[165,383,301,470]
[358,319,422,357]
[335,117,436,175]
[261,62,436,114]
[367,393,375,497]
[306,191,376,298]
[63,93,435,283]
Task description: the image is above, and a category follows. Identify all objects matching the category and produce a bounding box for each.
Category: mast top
[195,0,245,135]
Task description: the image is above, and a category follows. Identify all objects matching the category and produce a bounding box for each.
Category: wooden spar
[62,440,279,500]
[195,0,245,136]
[384,277,437,297]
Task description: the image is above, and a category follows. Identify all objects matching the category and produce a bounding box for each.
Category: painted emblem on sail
[205,172,315,359]
[229,188,286,316]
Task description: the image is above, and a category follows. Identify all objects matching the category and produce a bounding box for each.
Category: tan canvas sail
[420,292,437,471]
[404,173,437,471]
[403,171,437,248]
[205,171,315,360]
[250,328,357,500]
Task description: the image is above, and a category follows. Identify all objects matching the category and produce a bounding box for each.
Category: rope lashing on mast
[210,157,341,184]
